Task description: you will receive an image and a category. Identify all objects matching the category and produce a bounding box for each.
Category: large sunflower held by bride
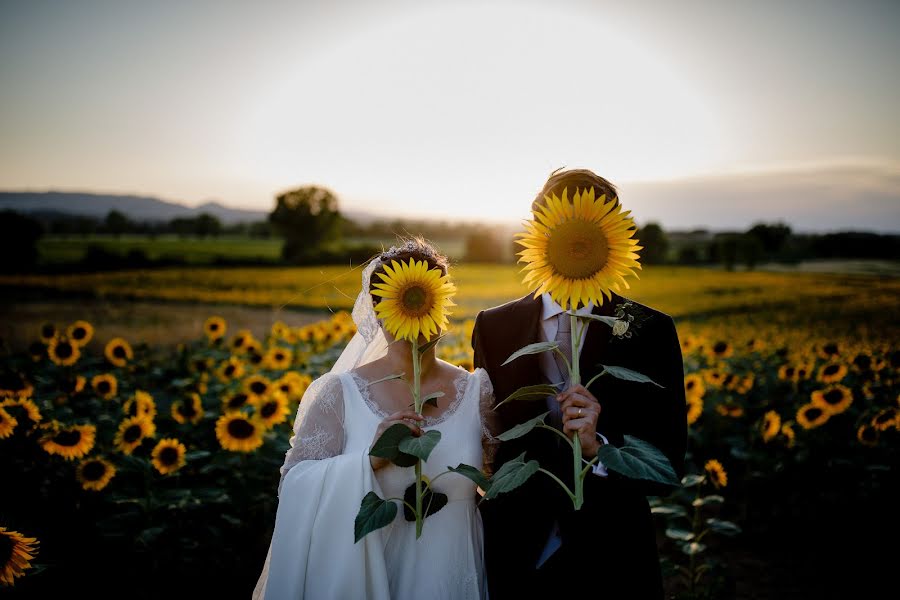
[515,186,642,310]
[371,258,456,342]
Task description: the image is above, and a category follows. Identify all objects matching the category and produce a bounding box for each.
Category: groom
[473,169,687,599]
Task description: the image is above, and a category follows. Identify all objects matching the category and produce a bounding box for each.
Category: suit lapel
[578,291,620,382]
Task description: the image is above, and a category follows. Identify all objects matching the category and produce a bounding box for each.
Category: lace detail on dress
[349,368,470,427]
[277,373,345,496]
[477,368,501,476]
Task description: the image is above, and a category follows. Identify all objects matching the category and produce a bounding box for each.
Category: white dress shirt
[536,293,608,568]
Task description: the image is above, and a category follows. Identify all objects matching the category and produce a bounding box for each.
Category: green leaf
[597,364,664,388]
[706,518,742,536]
[493,384,562,411]
[497,411,550,441]
[418,335,445,356]
[402,482,448,521]
[398,430,442,462]
[447,463,491,491]
[571,313,619,327]
[680,541,707,556]
[422,392,444,409]
[483,452,540,500]
[369,423,419,468]
[692,495,725,507]
[596,435,679,487]
[365,372,405,387]
[502,342,559,366]
[354,491,397,543]
[184,450,211,461]
[681,474,706,488]
[651,505,688,518]
[665,527,695,541]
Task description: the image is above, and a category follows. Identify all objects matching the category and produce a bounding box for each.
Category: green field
[37,235,284,264]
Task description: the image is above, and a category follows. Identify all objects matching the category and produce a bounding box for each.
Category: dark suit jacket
[472,291,687,599]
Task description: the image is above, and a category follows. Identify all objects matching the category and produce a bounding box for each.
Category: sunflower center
[42,324,56,338]
[823,365,839,376]
[113,345,127,359]
[400,285,431,316]
[83,461,106,481]
[227,418,255,439]
[853,354,871,369]
[261,402,277,418]
[806,407,823,420]
[546,219,609,279]
[54,429,81,447]
[823,343,838,356]
[159,446,179,465]
[225,365,236,377]
[56,343,73,359]
[210,323,220,331]
[228,393,248,409]
[179,402,197,417]
[713,342,728,355]
[98,381,111,394]
[123,424,143,443]
[250,381,267,395]
[73,327,87,340]
[823,389,843,405]
[874,411,894,425]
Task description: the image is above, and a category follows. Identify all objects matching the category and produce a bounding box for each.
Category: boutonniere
[611,300,649,340]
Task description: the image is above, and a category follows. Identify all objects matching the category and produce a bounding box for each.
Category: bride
[253,239,499,599]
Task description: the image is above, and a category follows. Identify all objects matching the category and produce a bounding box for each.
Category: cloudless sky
[1,0,898,227]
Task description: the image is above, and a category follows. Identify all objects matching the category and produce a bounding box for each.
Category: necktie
[549,312,573,430]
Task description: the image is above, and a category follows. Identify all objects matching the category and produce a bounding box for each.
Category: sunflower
[704,459,727,489]
[817,342,841,361]
[247,347,265,367]
[810,385,853,415]
[204,316,227,341]
[871,408,899,432]
[243,375,272,399]
[40,423,96,460]
[264,346,293,371]
[113,415,156,454]
[715,402,744,418]
[794,363,813,381]
[222,391,252,412]
[39,322,56,344]
[77,457,116,491]
[190,357,215,375]
[0,527,39,586]
[104,337,133,367]
[0,407,17,438]
[372,258,457,342]
[217,357,245,382]
[684,374,706,398]
[61,374,87,396]
[746,338,766,352]
[761,410,781,442]
[255,391,290,428]
[686,396,703,426]
[0,372,32,400]
[0,398,42,428]
[796,403,829,430]
[215,413,264,452]
[123,390,157,420]
[816,363,847,384]
[780,422,796,448]
[777,364,796,381]
[91,373,118,400]
[709,341,733,360]
[66,320,94,347]
[48,336,80,367]
[230,329,254,352]
[856,423,879,447]
[151,438,187,475]
[171,393,204,425]
[28,341,45,362]
[703,370,726,388]
[271,320,290,340]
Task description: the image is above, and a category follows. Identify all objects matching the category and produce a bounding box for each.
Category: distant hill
[0,191,268,225]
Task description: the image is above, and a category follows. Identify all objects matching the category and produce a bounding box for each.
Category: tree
[268,186,342,263]
[747,223,792,259]
[464,229,504,263]
[103,210,133,237]
[0,210,44,273]
[636,222,669,264]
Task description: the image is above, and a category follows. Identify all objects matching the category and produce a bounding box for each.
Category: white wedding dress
[253,366,495,600]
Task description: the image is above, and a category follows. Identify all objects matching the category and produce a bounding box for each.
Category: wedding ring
[578,408,583,417]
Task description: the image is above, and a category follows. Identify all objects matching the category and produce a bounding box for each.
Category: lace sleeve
[477,368,502,477]
[278,372,345,496]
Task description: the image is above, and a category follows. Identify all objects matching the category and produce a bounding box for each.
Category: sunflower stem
[569,312,585,510]
[411,336,424,539]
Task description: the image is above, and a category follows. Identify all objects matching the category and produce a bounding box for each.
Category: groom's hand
[558,385,602,458]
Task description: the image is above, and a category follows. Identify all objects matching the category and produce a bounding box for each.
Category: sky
[1,0,898,231]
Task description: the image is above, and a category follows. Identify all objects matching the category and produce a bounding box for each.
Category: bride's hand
[369,411,424,471]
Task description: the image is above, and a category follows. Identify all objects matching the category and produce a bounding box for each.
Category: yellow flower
[151,438,187,475]
[796,403,829,430]
[816,362,847,384]
[105,338,134,367]
[703,369,726,388]
[39,322,57,344]
[870,408,899,432]
[217,356,245,382]
[215,413,264,452]
[0,527,39,586]
[817,342,841,361]
[856,423,878,447]
[704,459,727,489]
[0,398,42,428]
[204,316,227,340]
[243,375,272,398]
[114,415,156,454]
[77,456,117,491]
[171,393,204,425]
[684,374,706,399]
[264,346,293,371]
[91,373,118,400]
[810,385,853,415]
[761,410,781,442]
[230,329,254,352]
[686,396,703,426]
[715,402,744,418]
[777,364,796,381]
[780,422,796,448]
[708,341,733,360]
[372,258,457,342]
[515,187,641,310]
[222,391,252,413]
[123,390,157,420]
[0,407,17,438]
[40,423,96,460]
[66,320,94,347]
[256,391,290,428]
[48,336,80,366]
[61,374,87,396]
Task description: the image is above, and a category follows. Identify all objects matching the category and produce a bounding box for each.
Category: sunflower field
[1,265,899,598]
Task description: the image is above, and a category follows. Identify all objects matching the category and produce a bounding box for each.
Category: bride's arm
[477,368,502,478]
[277,372,345,496]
